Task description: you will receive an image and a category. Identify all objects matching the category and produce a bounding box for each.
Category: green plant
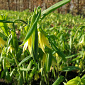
[0,0,71,85]
[66,75,85,85]
[1,0,85,85]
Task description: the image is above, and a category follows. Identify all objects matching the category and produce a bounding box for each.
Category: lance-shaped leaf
[61,66,80,72]
[48,36,66,62]
[0,20,14,23]
[52,76,64,85]
[32,27,38,61]
[66,76,81,85]
[24,10,41,44]
[47,51,52,72]
[41,0,71,19]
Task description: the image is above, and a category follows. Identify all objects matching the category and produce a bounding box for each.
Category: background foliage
[0,0,85,85]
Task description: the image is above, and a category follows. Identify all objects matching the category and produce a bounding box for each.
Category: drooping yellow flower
[38,31,51,53]
[7,46,13,53]
[23,35,32,54]
[53,53,58,60]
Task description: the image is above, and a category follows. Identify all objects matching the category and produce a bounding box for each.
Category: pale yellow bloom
[53,53,58,60]
[39,68,43,72]
[7,46,13,53]
[38,31,51,53]
[23,41,28,52]
[23,31,51,53]
[23,36,32,54]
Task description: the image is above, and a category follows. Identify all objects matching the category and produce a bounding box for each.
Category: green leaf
[81,75,85,84]
[0,32,7,40]
[20,68,30,71]
[52,76,64,85]
[66,76,81,85]
[48,36,66,62]
[11,31,18,51]
[32,27,38,61]
[27,60,33,71]
[0,20,14,23]
[24,9,41,44]
[41,0,71,19]
[0,15,11,36]
[65,54,78,59]
[10,68,15,77]
[29,67,37,80]
[47,52,52,72]
[14,19,27,24]
[18,55,32,66]
[1,56,14,63]
[61,66,80,72]
[69,56,82,63]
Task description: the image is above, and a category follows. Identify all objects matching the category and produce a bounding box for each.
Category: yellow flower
[53,53,59,61]
[23,36,32,54]
[38,31,51,53]
[39,68,43,72]
[7,46,13,53]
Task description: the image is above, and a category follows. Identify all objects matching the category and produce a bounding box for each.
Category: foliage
[0,0,85,84]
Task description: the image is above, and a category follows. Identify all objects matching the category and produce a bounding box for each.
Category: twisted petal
[23,36,32,54]
[38,31,45,52]
[42,33,52,49]
[28,36,32,54]
[7,46,13,53]
[23,41,28,52]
